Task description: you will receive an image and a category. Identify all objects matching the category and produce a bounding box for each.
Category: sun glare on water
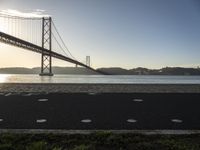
[0,74,10,83]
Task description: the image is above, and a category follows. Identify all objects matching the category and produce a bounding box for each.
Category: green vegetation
[0,132,200,150]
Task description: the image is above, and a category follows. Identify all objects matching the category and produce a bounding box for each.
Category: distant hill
[0,66,200,75]
[96,67,130,75]
[0,67,98,75]
[97,67,200,75]
[0,67,35,74]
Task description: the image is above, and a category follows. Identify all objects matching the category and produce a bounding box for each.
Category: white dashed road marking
[5,93,12,96]
[36,119,47,123]
[81,119,92,123]
[88,92,97,95]
[127,119,137,123]
[171,119,183,123]
[38,99,48,102]
[133,99,143,102]
[0,119,3,122]
[24,93,32,96]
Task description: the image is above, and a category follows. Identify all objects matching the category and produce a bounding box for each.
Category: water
[0,74,200,84]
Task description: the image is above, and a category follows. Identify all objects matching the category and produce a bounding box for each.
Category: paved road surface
[0,93,199,130]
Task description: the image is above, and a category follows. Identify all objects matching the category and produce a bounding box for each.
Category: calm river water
[0,74,200,84]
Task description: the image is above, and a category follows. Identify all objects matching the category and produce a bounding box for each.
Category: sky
[0,0,200,69]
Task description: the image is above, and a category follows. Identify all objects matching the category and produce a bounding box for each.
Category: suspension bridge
[0,14,107,75]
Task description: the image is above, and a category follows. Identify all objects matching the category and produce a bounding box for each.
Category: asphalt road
[0,93,200,130]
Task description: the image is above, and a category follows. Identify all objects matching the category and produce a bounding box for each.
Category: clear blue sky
[0,0,200,69]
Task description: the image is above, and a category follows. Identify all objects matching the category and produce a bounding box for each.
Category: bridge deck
[0,31,108,75]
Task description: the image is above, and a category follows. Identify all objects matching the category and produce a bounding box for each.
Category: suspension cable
[52,20,77,60]
[52,32,69,57]
[0,14,42,20]
[0,14,77,61]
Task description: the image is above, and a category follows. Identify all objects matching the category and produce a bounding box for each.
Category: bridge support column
[40,17,53,76]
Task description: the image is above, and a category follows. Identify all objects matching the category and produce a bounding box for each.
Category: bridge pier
[40,17,54,76]
[39,73,53,76]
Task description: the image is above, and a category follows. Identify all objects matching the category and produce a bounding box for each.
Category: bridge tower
[40,17,53,76]
[86,56,90,67]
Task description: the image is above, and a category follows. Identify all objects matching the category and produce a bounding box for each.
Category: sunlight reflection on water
[0,74,10,83]
[0,74,200,84]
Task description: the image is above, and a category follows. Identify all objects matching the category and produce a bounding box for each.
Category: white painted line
[88,92,97,95]
[81,119,92,123]
[24,93,32,96]
[0,119,3,122]
[5,93,12,96]
[133,99,143,102]
[36,119,47,123]
[171,119,183,123]
[127,119,137,123]
[38,99,48,102]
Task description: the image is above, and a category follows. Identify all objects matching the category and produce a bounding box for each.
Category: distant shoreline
[0,66,200,75]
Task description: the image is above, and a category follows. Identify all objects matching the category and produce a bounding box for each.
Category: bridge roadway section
[0,31,107,75]
[0,83,200,133]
